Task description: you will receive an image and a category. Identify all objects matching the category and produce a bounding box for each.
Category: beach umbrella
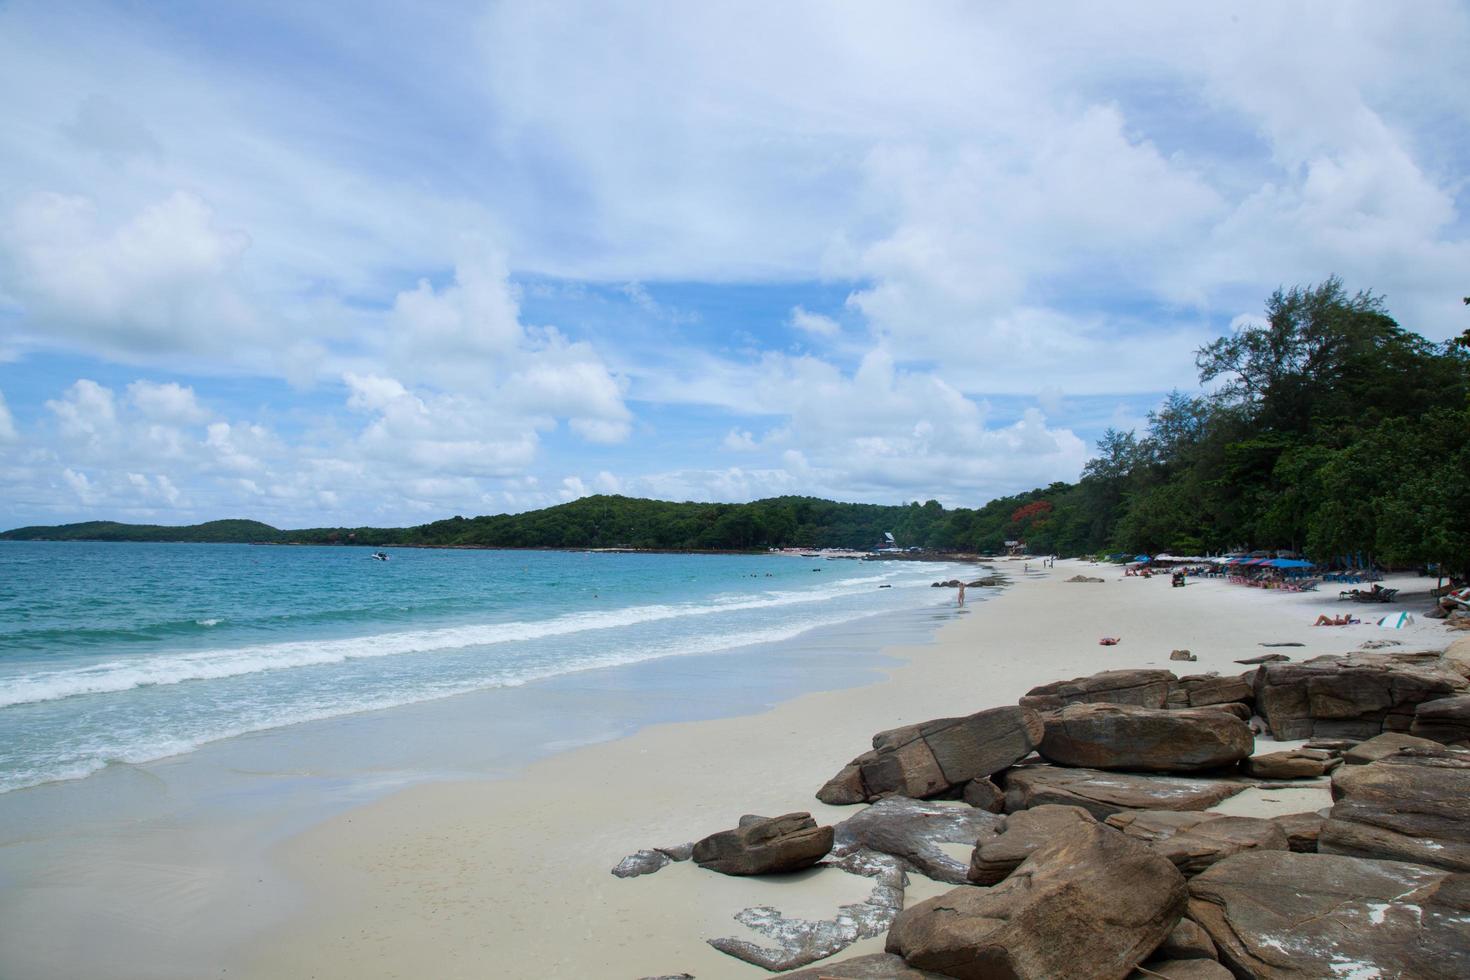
[1377,612,1413,629]
[1134,554,1150,562]
[1272,559,1313,569]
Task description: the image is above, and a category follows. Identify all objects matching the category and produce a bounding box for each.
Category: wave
[0,570,945,710]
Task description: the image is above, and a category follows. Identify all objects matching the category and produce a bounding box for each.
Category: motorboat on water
[371,551,390,561]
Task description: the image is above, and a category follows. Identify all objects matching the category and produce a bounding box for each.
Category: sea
[0,541,974,795]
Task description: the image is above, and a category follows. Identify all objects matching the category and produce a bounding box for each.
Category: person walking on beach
[957,582,966,607]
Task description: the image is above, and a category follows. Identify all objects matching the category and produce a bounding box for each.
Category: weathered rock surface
[959,776,1004,812]
[1105,810,1289,876]
[1066,574,1105,583]
[707,849,905,971]
[1128,960,1232,980]
[1412,693,1470,744]
[692,812,833,876]
[817,706,1043,804]
[1268,811,1324,852]
[1170,649,1197,662]
[1021,668,1176,712]
[779,953,946,979]
[1236,653,1290,664]
[1152,917,1216,961]
[1038,703,1254,773]
[1243,748,1339,779]
[967,803,1096,885]
[610,842,695,878]
[1004,765,1249,818]
[1341,730,1443,764]
[1320,748,1470,872]
[1252,650,1467,740]
[887,821,1187,980]
[832,797,1003,884]
[1188,850,1470,979]
[1166,672,1254,709]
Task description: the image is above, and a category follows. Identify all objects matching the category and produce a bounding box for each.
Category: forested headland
[5,280,1467,574]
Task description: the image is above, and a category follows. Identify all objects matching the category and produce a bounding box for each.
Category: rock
[1411,693,1470,744]
[1166,672,1255,709]
[1341,730,1443,764]
[959,776,1005,812]
[1359,638,1403,649]
[1067,574,1105,583]
[1104,810,1289,876]
[1268,811,1324,852]
[1319,748,1470,872]
[1021,668,1177,712]
[778,953,946,979]
[1244,749,1339,779]
[1188,850,1470,979]
[1003,765,1249,819]
[1170,649,1197,662]
[611,848,671,878]
[1252,650,1468,740]
[1152,917,1217,961]
[1128,960,1232,980]
[639,974,694,980]
[692,812,834,876]
[1235,653,1290,664]
[1191,701,1251,722]
[1303,737,1359,752]
[832,797,1004,884]
[887,821,1187,980]
[967,803,1096,885]
[1038,703,1254,773]
[818,706,1044,804]
[707,849,905,971]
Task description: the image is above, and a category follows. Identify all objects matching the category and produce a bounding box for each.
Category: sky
[1,1,1467,529]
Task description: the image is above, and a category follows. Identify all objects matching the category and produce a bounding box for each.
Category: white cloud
[0,388,16,442]
[789,306,840,337]
[128,380,208,424]
[723,429,758,451]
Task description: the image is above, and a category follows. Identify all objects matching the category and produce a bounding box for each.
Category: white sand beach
[238,559,1448,979]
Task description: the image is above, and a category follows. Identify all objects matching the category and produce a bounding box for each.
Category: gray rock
[1152,917,1217,961]
[1252,650,1467,740]
[692,812,834,876]
[818,705,1043,804]
[1038,703,1254,773]
[1268,811,1324,853]
[832,797,1004,884]
[1235,653,1290,664]
[1004,764,1249,819]
[1170,649,1197,662]
[888,821,1187,980]
[1104,810,1289,876]
[1244,749,1339,779]
[610,841,695,878]
[707,850,905,972]
[1166,672,1255,709]
[1188,850,1470,979]
[959,776,1005,812]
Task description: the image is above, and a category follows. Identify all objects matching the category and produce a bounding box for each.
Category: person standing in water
[957,582,966,607]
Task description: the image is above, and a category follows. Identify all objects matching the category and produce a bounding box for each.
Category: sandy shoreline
[234,559,1447,979]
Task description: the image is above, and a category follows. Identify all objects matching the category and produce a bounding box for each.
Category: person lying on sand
[1098,637,1121,645]
[1314,614,1360,626]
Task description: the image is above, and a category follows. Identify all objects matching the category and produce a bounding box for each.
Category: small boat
[371,552,390,561]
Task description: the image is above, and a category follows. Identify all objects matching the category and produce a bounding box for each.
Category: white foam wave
[0,569,950,710]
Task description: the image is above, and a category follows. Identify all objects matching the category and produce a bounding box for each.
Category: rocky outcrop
[1341,730,1443,764]
[1066,574,1105,583]
[1104,810,1289,876]
[1170,649,1196,662]
[1021,668,1176,712]
[887,821,1187,980]
[1037,703,1254,773]
[1319,747,1470,872]
[1188,850,1470,979]
[610,842,694,878]
[967,803,1096,885]
[707,849,904,971]
[692,812,833,876]
[831,798,1004,885]
[1004,765,1249,818]
[1165,671,1255,709]
[817,706,1044,804]
[779,953,946,979]
[1152,917,1217,961]
[1269,811,1324,852]
[1243,748,1339,779]
[1411,693,1470,744]
[1252,650,1467,740]
[959,776,1004,812]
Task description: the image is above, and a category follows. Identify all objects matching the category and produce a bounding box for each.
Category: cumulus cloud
[0,388,16,442]
[789,306,840,337]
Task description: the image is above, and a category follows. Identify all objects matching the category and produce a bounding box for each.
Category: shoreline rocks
[1038,703,1254,773]
[692,812,834,876]
[1003,764,1250,818]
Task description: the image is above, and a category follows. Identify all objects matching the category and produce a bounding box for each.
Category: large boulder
[692,812,834,876]
[817,706,1044,804]
[1037,703,1254,773]
[1319,747,1470,872]
[1243,748,1339,779]
[886,821,1187,979]
[1188,850,1470,979]
[1411,693,1470,744]
[1104,810,1289,876]
[1166,672,1255,710]
[1021,669,1176,712]
[1004,765,1249,819]
[832,797,1004,885]
[1252,650,1467,740]
[1342,730,1444,764]
[1151,917,1217,961]
[967,804,1096,885]
[1269,812,1324,853]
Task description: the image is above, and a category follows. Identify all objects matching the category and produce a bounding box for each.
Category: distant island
[4,281,1467,570]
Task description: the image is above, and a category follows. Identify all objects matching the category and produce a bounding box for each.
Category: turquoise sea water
[0,542,968,794]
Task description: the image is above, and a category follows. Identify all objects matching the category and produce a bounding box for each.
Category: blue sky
[1,1,1467,528]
